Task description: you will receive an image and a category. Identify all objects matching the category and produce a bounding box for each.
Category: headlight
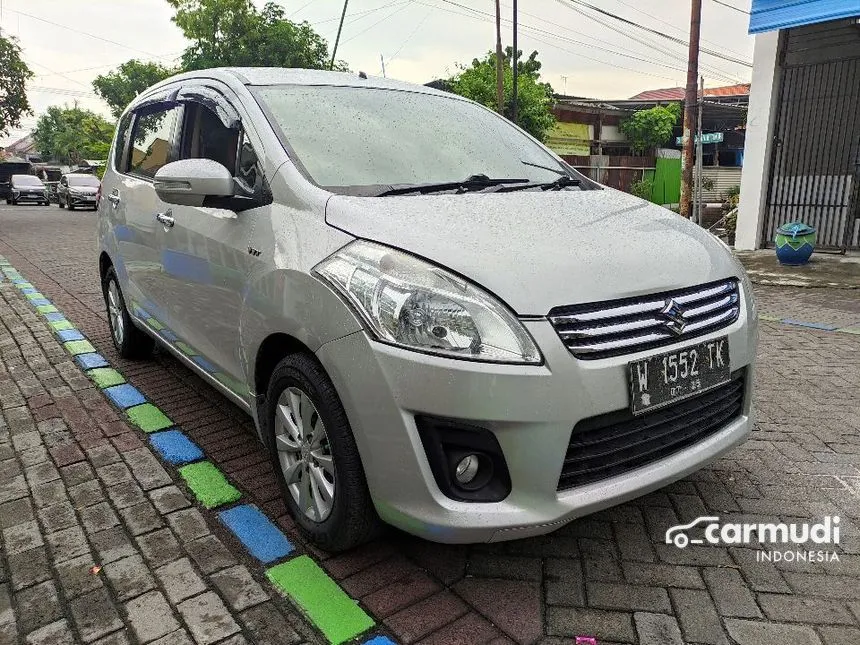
[315,240,542,364]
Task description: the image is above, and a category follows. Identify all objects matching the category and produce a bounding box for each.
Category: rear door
[108,98,183,330]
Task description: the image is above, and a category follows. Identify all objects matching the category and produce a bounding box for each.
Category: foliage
[722,184,740,237]
[33,105,114,165]
[166,0,345,71]
[629,178,654,201]
[620,103,681,155]
[0,35,33,137]
[448,47,556,142]
[93,60,177,119]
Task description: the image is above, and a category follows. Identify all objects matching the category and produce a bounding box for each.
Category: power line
[29,86,99,98]
[415,0,686,84]
[288,0,317,19]
[611,0,751,62]
[709,0,749,15]
[4,7,173,60]
[556,0,745,84]
[558,0,752,67]
[385,7,432,65]
[341,1,413,45]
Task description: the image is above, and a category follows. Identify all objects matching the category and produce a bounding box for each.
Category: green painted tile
[146,317,165,331]
[126,404,173,433]
[37,304,59,314]
[837,327,860,335]
[25,292,46,300]
[179,461,241,509]
[759,314,781,322]
[267,556,374,644]
[49,320,74,331]
[64,340,96,355]
[15,283,34,290]
[175,341,197,356]
[88,368,126,388]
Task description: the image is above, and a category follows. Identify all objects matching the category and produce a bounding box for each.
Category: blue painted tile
[44,312,66,322]
[150,430,203,465]
[218,504,294,563]
[29,298,51,306]
[20,288,37,295]
[363,638,398,645]
[103,384,147,409]
[56,329,86,342]
[781,319,838,331]
[192,355,218,373]
[75,353,109,370]
[159,330,178,342]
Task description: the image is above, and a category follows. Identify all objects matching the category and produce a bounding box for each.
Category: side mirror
[154,159,235,207]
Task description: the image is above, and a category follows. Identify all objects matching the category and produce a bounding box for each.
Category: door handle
[107,191,120,207]
[156,210,175,228]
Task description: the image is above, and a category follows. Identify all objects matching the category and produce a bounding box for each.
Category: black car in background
[57,173,101,210]
[7,175,49,206]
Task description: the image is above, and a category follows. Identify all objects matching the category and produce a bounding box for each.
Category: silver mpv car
[98,68,757,551]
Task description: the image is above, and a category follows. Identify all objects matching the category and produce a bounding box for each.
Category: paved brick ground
[0,270,325,644]
[2,205,860,645]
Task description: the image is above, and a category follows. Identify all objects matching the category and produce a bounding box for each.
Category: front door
[157,89,268,395]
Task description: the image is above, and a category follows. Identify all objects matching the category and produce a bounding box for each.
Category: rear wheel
[264,353,381,552]
[102,267,154,359]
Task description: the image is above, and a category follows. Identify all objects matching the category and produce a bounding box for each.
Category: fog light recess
[416,415,511,503]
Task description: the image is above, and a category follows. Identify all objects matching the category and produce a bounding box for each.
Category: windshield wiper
[520,159,569,175]
[490,174,582,193]
[375,174,529,196]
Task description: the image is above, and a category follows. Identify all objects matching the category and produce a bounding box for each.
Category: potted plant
[721,185,739,245]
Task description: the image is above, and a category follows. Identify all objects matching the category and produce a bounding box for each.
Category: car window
[114,111,134,171]
[181,103,240,174]
[13,175,43,187]
[128,104,181,179]
[254,85,572,190]
[68,176,100,187]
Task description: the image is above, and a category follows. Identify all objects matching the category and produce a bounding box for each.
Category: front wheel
[58,199,64,208]
[102,267,154,359]
[264,353,381,552]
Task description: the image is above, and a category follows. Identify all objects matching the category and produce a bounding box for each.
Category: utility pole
[695,75,704,224]
[494,0,504,114]
[561,75,568,95]
[380,54,386,78]
[679,0,702,219]
[512,0,518,124]
[330,0,350,70]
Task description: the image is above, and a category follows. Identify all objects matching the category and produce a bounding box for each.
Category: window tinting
[114,112,133,171]
[12,175,42,186]
[254,85,571,190]
[181,104,239,173]
[129,105,181,179]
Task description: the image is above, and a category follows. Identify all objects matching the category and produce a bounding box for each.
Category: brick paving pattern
[2,205,860,645]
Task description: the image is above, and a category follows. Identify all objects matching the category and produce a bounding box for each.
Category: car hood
[325,188,740,315]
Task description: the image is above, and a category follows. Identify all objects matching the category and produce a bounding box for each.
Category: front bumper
[12,191,47,203]
[67,193,97,206]
[315,285,757,544]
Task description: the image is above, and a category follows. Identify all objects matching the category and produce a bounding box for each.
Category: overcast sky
[0,0,754,147]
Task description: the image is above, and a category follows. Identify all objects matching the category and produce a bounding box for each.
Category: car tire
[68,203,75,211]
[264,353,381,552]
[58,197,64,209]
[101,267,154,359]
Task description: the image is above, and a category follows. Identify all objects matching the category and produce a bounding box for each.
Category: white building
[737,1,860,251]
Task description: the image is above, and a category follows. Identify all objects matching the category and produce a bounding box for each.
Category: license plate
[628,337,730,415]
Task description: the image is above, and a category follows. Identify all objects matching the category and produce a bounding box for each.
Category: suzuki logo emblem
[660,298,687,336]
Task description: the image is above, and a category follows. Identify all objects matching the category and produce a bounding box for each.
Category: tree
[448,48,555,142]
[620,103,681,155]
[33,105,115,165]
[0,35,34,137]
[93,60,177,119]
[167,0,343,71]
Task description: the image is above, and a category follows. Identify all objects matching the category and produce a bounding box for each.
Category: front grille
[548,279,740,360]
[557,373,744,491]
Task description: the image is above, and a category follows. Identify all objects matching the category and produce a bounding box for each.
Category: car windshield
[254,85,578,193]
[13,175,43,187]
[68,176,100,187]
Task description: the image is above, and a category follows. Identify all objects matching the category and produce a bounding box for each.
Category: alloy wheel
[274,386,335,522]
[107,280,124,346]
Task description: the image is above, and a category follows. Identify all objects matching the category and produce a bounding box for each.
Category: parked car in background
[58,173,101,210]
[98,68,757,551]
[7,175,49,206]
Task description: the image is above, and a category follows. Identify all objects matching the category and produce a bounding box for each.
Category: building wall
[736,31,782,250]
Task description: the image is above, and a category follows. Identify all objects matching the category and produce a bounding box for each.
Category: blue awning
[750,0,860,34]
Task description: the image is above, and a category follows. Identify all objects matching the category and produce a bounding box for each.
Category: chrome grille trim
[548,279,741,360]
